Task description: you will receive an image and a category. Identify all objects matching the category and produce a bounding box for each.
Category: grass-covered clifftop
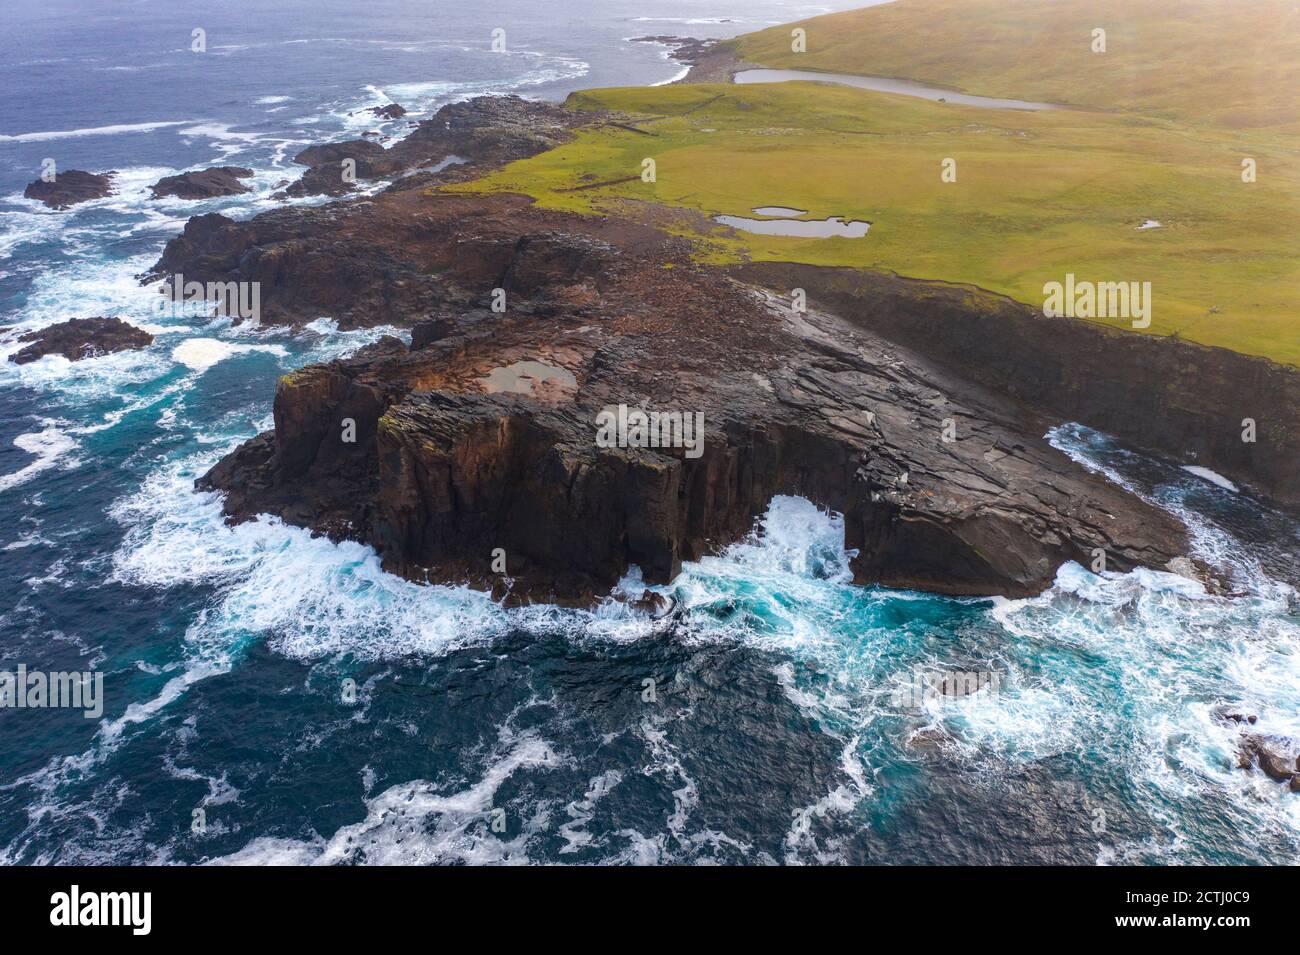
[733,0,1300,131]
[450,0,1300,365]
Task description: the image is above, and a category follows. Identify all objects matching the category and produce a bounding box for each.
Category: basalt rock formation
[9,316,153,364]
[150,166,254,200]
[732,264,1300,508]
[164,130,1202,603]
[23,170,115,209]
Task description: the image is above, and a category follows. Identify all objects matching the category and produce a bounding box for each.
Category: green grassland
[734,0,1300,131]
[449,1,1300,365]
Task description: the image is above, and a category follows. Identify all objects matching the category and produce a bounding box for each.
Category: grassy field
[734,0,1300,131]
[450,0,1300,365]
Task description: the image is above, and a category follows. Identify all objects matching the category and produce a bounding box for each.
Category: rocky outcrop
[732,264,1300,509]
[9,317,153,364]
[293,140,386,168]
[1236,734,1300,792]
[150,167,254,200]
[23,170,114,209]
[364,103,406,120]
[188,173,1201,604]
[274,95,595,198]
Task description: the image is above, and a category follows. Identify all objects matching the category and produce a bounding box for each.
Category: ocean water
[1,0,1298,866]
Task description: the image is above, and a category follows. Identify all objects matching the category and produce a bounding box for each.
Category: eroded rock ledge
[154,123,1203,602]
[732,264,1300,508]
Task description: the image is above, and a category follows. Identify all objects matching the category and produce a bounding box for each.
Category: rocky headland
[139,87,1300,618]
[140,97,1246,607]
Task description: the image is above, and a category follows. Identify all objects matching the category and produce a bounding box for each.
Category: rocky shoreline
[137,95,1255,607]
[121,63,1298,614]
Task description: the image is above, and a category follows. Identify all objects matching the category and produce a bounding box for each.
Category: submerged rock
[10,317,153,364]
[1212,706,1258,726]
[150,166,254,200]
[23,170,114,209]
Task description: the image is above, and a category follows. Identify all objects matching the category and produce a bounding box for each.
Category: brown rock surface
[150,166,254,200]
[9,317,154,364]
[23,170,115,209]
[169,174,1200,603]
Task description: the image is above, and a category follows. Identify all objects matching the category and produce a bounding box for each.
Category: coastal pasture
[453,81,1300,365]
[732,0,1300,132]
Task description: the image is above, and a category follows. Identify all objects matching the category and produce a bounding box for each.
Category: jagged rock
[10,317,153,364]
[1212,706,1258,725]
[151,167,254,200]
[1236,733,1299,785]
[23,170,114,209]
[629,590,675,618]
[736,263,1300,508]
[274,97,597,198]
[366,104,406,120]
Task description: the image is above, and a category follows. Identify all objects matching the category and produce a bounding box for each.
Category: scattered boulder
[369,104,406,120]
[23,170,114,209]
[1235,733,1300,786]
[629,590,675,619]
[151,166,254,200]
[10,317,153,364]
[1212,706,1258,726]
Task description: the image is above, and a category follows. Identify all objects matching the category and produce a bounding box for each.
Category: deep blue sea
[0,0,1298,865]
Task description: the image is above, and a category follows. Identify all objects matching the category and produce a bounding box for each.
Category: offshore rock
[150,167,254,200]
[9,317,154,364]
[23,170,114,209]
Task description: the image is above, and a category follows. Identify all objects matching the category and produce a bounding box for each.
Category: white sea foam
[1182,465,1239,492]
[211,728,563,865]
[170,338,288,371]
[0,426,82,493]
[0,121,195,143]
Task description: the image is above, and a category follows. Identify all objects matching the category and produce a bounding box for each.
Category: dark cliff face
[733,264,1300,509]
[181,172,1201,604]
